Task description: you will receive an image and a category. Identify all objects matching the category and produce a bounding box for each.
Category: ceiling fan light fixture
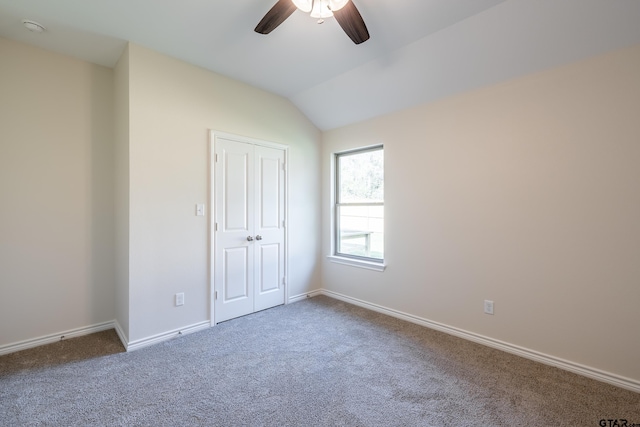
[291,0,312,13]
[256,0,368,45]
[310,0,333,19]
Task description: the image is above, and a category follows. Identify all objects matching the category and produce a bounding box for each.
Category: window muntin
[335,146,384,262]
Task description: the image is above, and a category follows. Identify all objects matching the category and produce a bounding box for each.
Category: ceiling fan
[255,0,370,45]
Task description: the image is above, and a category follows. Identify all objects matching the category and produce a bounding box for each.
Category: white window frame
[327,145,386,272]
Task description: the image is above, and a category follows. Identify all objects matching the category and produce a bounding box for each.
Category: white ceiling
[1,0,640,130]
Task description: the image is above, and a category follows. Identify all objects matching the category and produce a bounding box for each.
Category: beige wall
[0,38,115,347]
[125,44,322,342]
[322,44,640,384]
[0,37,322,349]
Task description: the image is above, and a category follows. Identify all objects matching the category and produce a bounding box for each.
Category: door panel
[258,243,280,294]
[259,156,280,229]
[224,151,250,231]
[223,247,249,301]
[254,241,284,312]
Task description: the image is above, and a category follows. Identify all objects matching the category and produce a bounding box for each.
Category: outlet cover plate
[176,293,185,306]
[484,300,494,315]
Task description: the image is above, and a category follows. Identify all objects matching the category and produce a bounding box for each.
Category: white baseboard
[1,319,212,355]
[318,289,640,394]
[0,321,116,356]
[113,319,128,350]
[288,290,324,304]
[125,321,210,352]
[4,293,637,393]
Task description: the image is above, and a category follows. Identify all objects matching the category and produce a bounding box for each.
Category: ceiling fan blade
[255,0,298,34]
[333,1,370,44]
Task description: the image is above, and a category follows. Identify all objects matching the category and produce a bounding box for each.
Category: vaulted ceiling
[1,0,640,130]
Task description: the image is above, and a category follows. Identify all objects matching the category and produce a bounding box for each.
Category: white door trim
[209,130,289,326]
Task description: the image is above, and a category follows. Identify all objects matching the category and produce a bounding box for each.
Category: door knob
[247,236,254,241]
[255,235,262,241]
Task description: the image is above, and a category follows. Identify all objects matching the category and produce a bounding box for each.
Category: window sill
[327,255,386,272]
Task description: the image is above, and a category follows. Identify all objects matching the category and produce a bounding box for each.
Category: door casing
[209,130,289,325]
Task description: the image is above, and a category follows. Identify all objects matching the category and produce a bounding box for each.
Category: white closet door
[213,136,286,323]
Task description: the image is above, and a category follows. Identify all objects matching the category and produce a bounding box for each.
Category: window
[334,145,384,266]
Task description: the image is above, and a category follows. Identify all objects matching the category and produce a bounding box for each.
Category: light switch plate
[196,204,205,216]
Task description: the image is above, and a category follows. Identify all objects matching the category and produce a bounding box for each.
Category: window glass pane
[337,204,384,260]
[338,149,384,204]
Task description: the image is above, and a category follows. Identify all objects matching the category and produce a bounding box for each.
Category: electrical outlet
[484,300,494,315]
[176,293,185,306]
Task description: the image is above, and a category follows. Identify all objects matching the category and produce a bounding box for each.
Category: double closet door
[213,134,286,323]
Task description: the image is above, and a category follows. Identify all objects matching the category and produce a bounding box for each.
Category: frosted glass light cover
[328,0,349,11]
[292,0,312,12]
